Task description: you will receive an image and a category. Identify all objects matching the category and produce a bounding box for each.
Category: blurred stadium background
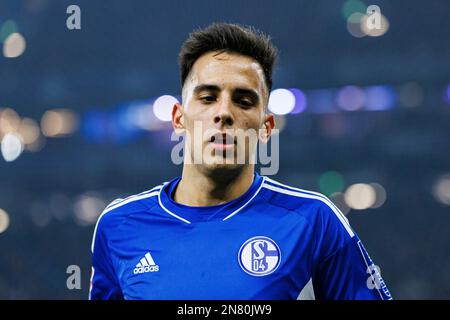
[0,0,449,299]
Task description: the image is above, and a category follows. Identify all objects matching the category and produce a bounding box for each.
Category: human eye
[236,96,255,108]
[233,89,258,109]
[199,95,217,104]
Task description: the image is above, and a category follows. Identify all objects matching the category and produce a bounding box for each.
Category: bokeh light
[0,208,10,234]
[25,135,46,152]
[73,192,106,226]
[446,84,450,104]
[341,0,366,20]
[319,171,345,196]
[365,85,395,111]
[370,183,387,208]
[346,4,389,39]
[361,13,390,37]
[336,85,366,111]
[347,12,366,38]
[1,133,24,162]
[126,101,165,131]
[0,108,21,136]
[289,88,307,114]
[18,118,40,145]
[41,109,79,137]
[344,183,376,210]
[432,174,450,206]
[81,111,108,144]
[0,20,18,43]
[3,32,26,58]
[268,89,296,115]
[153,95,179,122]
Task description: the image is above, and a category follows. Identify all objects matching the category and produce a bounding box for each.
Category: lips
[208,132,236,153]
[210,132,236,145]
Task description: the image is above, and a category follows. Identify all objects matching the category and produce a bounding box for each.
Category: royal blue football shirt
[89,173,392,300]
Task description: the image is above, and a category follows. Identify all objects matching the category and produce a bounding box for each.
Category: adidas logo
[133,252,159,274]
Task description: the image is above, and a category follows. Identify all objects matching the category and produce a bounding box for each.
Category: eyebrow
[193,84,221,95]
[193,84,260,102]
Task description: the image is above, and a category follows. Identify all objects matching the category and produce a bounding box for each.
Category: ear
[172,102,185,135]
[260,113,275,143]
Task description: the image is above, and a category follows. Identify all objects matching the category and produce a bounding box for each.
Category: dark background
[0,0,449,299]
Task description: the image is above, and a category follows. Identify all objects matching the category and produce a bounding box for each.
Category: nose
[214,96,234,127]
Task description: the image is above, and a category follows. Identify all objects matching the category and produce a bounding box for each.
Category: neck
[174,165,255,206]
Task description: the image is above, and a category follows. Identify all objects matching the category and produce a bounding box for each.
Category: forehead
[187,51,267,94]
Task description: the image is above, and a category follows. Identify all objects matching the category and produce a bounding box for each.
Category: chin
[201,157,245,175]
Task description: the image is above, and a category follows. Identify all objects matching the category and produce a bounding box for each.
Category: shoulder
[260,176,354,237]
[102,183,164,217]
[261,176,339,213]
[91,183,165,250]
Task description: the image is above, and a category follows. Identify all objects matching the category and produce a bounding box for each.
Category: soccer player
[89,23,392,300]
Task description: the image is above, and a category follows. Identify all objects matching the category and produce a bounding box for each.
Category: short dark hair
[178,22,278,93]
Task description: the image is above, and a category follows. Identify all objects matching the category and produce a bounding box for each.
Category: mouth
[209,132,236,150]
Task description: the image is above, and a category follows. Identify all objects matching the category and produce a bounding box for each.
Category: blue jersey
[89,173,392,300]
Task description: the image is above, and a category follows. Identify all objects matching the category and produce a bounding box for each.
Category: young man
[89,23,392,300]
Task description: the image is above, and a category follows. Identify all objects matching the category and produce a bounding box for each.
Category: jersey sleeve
[311,200,393,300]
[89,214,124,300]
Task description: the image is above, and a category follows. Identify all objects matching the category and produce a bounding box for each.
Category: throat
[173,168,254,207]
